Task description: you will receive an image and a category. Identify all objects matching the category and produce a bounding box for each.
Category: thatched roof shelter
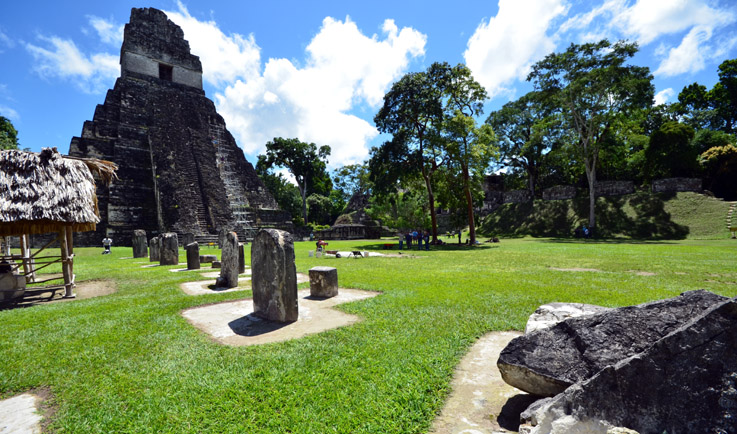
[0,147,117,236]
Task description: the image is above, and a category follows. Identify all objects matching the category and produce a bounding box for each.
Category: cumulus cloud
[464,0,567,98]
[24,36,118,94]
[165,2,261,87]
[87,16,124,46]
[0,104,20,122]
[654,88,675,105]
[560,0,737,77]
[213,16,426,167]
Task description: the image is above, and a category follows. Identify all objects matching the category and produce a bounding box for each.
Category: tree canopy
[0,116,19,150]
[528,39,654,230]
[257,137,331,224]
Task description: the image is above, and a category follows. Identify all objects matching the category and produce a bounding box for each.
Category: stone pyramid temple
[69,8,291,246]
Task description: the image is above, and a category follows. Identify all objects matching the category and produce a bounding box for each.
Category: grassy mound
[479,191,732,240]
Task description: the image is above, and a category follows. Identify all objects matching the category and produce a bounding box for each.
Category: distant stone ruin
[68,7,291,246]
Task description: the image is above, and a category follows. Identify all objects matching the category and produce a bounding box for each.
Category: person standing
[398,232,404,250]
[424,231,430,250]
[102,236,113,254]
[405,232,412,250]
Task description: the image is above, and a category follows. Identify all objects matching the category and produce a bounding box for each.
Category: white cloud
[0,28,14,51]
[654,88,675,105]
[87,16,124,46]
[214,16,426,168]
[464,0,567,98]
[24,36,118,94]
[654,26,713,77]
[165,2,261,88]
[614,0,735,45]
[0,104,19,121]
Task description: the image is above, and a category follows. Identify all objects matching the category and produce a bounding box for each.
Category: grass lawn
[1,238,735,433]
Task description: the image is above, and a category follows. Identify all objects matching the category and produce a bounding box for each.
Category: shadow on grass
[354,242,498,251]
[480,191,690,240]
[538,238,677,245]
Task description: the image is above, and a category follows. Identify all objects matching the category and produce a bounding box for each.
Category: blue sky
[1,0,736,170]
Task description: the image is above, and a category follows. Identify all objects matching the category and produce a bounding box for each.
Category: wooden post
[59,227,75,298]
[0,236,9,256]
[19,234,36,283]
[66,226,74,285]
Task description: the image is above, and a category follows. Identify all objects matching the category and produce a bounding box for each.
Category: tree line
[259,39,736,240]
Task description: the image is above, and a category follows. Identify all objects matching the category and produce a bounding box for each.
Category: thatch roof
[0,147,117,236]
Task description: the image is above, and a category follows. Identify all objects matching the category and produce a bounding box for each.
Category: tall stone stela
[251,229,298,323]
[68,7,291,246]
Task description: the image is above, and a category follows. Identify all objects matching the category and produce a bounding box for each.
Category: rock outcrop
[498,290,728,396]
[519,297,737,434]
[68,7,291,246]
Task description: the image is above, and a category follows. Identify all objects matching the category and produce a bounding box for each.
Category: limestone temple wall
[542,185,576,201]
[67,8,291,246]
[594,180,634,197]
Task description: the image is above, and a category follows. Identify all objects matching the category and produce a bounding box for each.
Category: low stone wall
[315,224,381,240]
[652,178,702,193]
[542,185,576,201]
[595,181,634,197]
[503,190,532,204]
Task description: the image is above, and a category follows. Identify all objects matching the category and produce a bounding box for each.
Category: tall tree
[486,91,558,197]
[257,137,331,224]
[675,58,737,134]
[528,39,654,231]
[441,64,495,245]
[373,62,449,242]
[0,116,19,150]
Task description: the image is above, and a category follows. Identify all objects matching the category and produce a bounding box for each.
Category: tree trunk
[584,159,596,231]
[299,184,308,224]
[463,166,476,245]
[421,168,439,244]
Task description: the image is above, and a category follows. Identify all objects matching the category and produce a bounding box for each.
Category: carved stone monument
[149,236,160,262]
[185,242,200,270]
[251,229,297,322]
[308,266,338,298]
[132,229,147,258]
[160,232,179,265]
[215,232,238,288]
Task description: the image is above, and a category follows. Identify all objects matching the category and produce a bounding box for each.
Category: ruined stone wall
[652,178,702,193]
[542,185,577,201]
[503,190,532,204]
[594,180,634,197]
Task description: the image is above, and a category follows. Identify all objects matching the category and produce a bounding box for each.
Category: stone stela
[251,229,298,323]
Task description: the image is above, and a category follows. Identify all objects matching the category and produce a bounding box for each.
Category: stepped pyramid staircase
[728,202,736,239]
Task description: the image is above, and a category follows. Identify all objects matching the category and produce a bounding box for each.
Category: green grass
[1,238,736,433]
[479,191,733,239]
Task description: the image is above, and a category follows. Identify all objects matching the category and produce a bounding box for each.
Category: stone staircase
[728,202,736,238]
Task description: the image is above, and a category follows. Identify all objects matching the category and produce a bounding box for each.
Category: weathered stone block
[498,290,728,397]
[211,261,221,269]
[185,242,200,270]
[238,243,245,274]
[215,232,238,288]
[149,236,160,262]
[199,254,216,263]
[594,180,634,197]
[132,229,147,258]
[251,229,298,322]
[218,227,229,249]
[160,232,179,265]
[520,298,737,434]
[309,266,338,298]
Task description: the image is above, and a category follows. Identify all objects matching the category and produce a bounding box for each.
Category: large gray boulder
[525,302,611,334]
[160,232,179,265]
[132,229,147,258]
[149,236,160,262]
[251,229,297,323]
[215,232,239,288]
[519,297,737,434]
[498,290,728,396]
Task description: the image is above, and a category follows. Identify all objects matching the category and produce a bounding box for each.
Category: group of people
[398,230,430,251]
[574,225,592,239]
